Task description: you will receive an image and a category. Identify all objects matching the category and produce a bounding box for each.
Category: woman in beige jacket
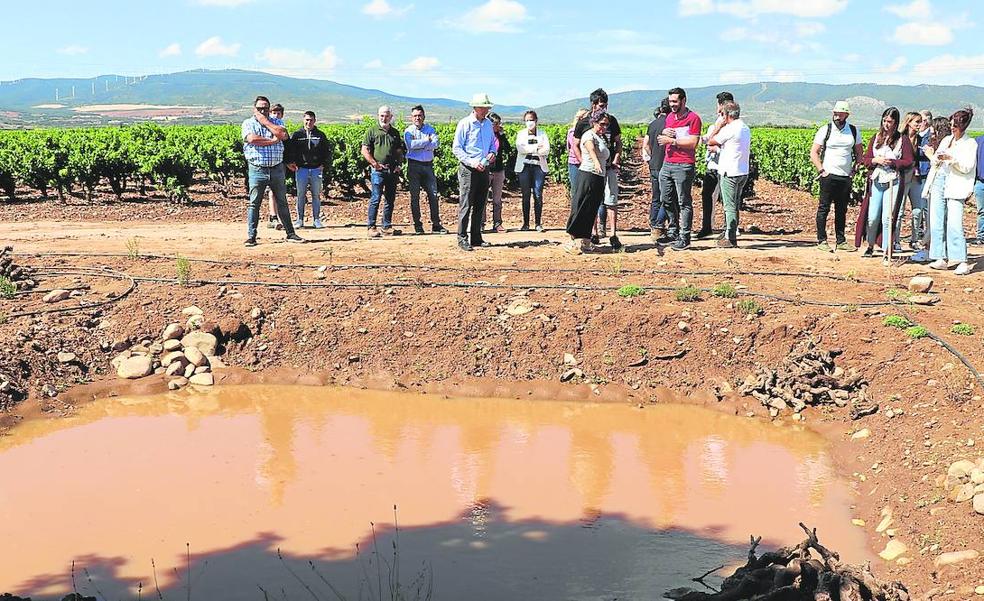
[924,108,977,275]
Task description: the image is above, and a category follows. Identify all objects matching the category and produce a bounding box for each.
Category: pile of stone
[111,306,222,390]
[0,245,36,291]
[938,457,984,515]
[737,341,874,418]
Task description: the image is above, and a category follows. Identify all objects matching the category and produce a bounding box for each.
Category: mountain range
[1,69,982,128]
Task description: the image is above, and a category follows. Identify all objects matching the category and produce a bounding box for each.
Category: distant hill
[539,82,984,127]
[0,69,982,128]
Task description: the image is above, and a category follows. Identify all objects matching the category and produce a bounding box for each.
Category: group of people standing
[810,101,980,275]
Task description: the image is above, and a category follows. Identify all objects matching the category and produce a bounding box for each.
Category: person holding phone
[925,108,977,275]
[515,110,550,231]
[361,105,406,238]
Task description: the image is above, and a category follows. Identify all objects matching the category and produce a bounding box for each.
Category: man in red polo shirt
[656,87,702,251]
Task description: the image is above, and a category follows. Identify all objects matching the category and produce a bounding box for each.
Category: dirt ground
[1,161,983,598]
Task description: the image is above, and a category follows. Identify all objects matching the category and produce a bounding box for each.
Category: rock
[909,294,938,306]
[972,469,984,485]
[975,493,984,515]
[181,305,203,316]
[42,289,70,303]
[193,365,210,375]
[563,353,577,366]
[878,540,908,561]
[165,361,185,377]
[161,351,185,367]
[505,299,534,316]
[56,352,76,364]
[184,346,206,367]
[162,323,184,341]
[180,332,218,356]
[933,549,980,567]
[851,519,866,526]
[117,355,153,379]
[875,514,893,533]
[908,276,934,294]
[110,351,131,370]
[188,373,214,386]
[206,355,226,369]
[218,317,250,341]
[250,307,264,320]
[949,460,977,479]
[560,368,583,382]
[976,585,984,595]
[167,378,187,390]
[186,315,204,331]
[148,343,164,355]
[183,363,195,378]
[851,428,871,440]
[163,339,182,352]
[678,321,691,332]
[952,483,975,503]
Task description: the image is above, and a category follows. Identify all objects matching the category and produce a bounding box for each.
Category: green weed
[882,315,912,329]
[887,288,913,303]
[617,284,645,298]
[0,276,14,299]
[175,255,192,285]
[905,325,929,339]
[608,253,624,276]
[950,323,975,336]
[125,237,140,259]
[674,285,702,302]
[712,283,737,298]
[736,299,764,315]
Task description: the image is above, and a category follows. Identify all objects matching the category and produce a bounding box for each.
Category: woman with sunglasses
[925,108,976,275]
[565,111,610,254]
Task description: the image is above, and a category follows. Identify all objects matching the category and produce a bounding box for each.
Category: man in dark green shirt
[361,105,406,237]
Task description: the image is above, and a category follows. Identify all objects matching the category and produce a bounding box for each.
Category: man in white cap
[810,100,863,252]
[451,93,498,251]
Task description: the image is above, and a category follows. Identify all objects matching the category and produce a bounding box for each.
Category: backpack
[820,123,858,164]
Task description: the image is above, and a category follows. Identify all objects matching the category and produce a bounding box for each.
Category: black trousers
[566,170,605,239]
[699,169,719,234]
[457,164,489,244]
[817,174,851,244]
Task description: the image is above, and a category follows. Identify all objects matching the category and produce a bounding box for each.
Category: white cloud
[362,0,413,17]
[364,59,383,69]
[720,26,813,53]
[159,43,182,58]
[890,21,953,45]
[194,0,255,5]
[57,45,88,56]
[196,36,241,57]
[445,0,528,33]
[879,57,908,73]
[403,56,439,71]
[795,21,825,37]
[679,0,847,19]
[913,53,984,79]
[885,0,930,18]
[719,67,803,84]
[257,47,339,77]
[594,29,684,58]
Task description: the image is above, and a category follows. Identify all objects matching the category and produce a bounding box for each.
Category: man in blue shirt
[452,93,497,251]
[404,105,447,234]
[974,133,984,246]
[242,95,304,246]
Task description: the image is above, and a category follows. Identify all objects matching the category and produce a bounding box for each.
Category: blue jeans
[407,160,442,230]
[295,166,322,222]
[659,162,696,241]
[649,172,676,231]
[866,180,898,248]
[597,169,618,227]
[519,164,545,227]
[899,174,925,244]
[247,163,295,240]
[975,180,984,242]
[368,169,397,229]
[928,170,967,263]
[567,163,579,197]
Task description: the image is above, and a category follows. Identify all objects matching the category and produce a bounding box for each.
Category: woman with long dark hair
[565,111,610,254]
[515,110,550,231]
[925,108,977,275]
[896,111,924,249]
[912,116,952,262]
[854,106,913,264]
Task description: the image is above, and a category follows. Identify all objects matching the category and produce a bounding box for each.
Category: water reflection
[0,385,869,600]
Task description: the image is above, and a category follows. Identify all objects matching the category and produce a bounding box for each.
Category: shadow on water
[16,500,759,601]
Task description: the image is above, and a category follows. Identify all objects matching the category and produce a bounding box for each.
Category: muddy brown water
[0,385,871,600]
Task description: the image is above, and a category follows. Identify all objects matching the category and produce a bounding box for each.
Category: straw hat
[832,100,851,114]
[469,93,494,108]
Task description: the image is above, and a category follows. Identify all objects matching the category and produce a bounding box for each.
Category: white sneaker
[313,219,324,229]
[293,219,304,229]
[954,262,972,275]
[929,259,948,270]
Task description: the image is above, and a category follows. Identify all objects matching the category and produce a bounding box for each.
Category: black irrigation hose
[5,268,136,319]
[898,308,984,392]
[19,251,896,287]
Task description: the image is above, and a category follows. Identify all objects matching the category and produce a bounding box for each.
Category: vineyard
[1,121,956,204]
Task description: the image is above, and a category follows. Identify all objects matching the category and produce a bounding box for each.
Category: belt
[408,158,433,165]
[248,161,282,169]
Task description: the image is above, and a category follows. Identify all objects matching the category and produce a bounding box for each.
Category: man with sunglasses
[242,96,305,246]
[288,110,331,230]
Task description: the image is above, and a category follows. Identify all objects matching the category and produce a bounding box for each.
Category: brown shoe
[367,227,381,238]
[716,238,735,248]
[380,227,395,236]
[494,225,506,233]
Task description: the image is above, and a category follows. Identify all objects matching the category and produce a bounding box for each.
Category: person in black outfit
[696,91,733,239]
[287,110,332,229]
[643,97,677,242]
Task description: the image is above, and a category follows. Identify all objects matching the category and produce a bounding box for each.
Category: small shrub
[608,254,624,276]
[175,255,192,285]
[0,276,14,299]
[845,270,859,282]
[617,284,645,298]
[843,304,859,313]
[905,325,928,339]
[736,299,763,315]
[125,237,140,259]
[712,283,737,298]
[674,285,702,302]
[0,312,7,324]
[882,315,912,329]
[887,289,913,303]
[950,323,975,336]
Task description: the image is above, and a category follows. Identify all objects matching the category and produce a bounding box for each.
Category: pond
[0,385,870,600]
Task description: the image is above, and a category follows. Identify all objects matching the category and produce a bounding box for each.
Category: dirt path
[1,170,983,597]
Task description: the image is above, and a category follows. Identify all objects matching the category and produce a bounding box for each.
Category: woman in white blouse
[514,110,550,231]
[924,108,977,275]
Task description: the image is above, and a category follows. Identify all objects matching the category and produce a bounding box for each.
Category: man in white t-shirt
[707,101,750,247]
[809,101,864,252]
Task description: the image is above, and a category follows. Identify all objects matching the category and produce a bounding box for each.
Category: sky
[3,0,983,106]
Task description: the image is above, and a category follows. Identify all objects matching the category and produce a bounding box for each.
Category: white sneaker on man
[293,219,304,229]
[954,262,972,275]
[928,259,948,270]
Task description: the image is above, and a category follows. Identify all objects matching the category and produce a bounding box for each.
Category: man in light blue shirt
[404,105,447,234]
[452,93,497,251]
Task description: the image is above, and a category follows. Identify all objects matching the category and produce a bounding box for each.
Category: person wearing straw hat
[809,100,863,252]
[452,93,498,251]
